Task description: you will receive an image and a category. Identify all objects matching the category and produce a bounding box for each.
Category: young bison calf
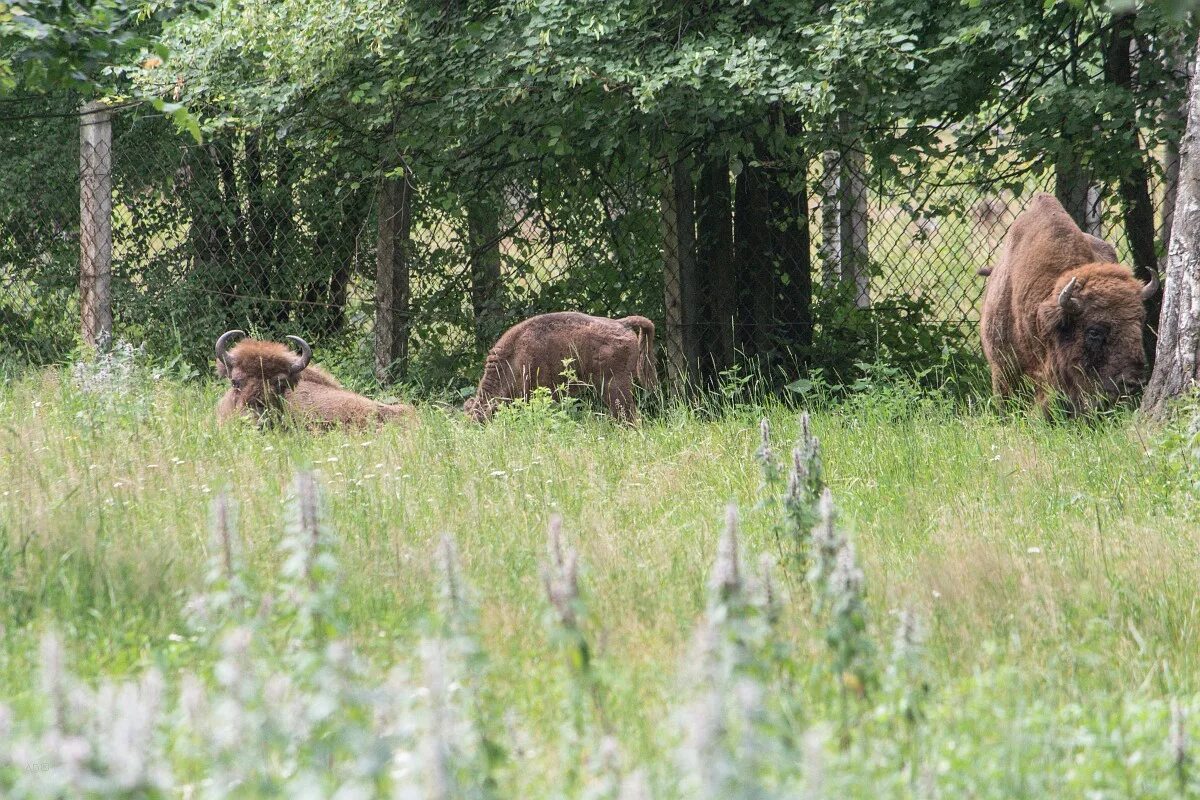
[464,312,658,423]
[215,330,414,429]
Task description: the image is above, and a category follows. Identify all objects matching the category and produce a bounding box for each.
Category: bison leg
[990,363,1013,399]
[602,376,638,424]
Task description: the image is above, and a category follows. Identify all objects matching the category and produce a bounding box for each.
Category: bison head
[1035,265,1158,413]
[215,330,312,423]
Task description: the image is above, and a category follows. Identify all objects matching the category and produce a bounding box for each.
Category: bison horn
[286,335,312,376]
[215,329,245,369]
[1141,268,1160,302]
[1057,277,1082,314]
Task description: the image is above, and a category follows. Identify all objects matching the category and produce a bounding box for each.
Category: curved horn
[1141,269,1160,302]
[1057,277,1082,314]
[286,335,312,376]
[215,329,245,369]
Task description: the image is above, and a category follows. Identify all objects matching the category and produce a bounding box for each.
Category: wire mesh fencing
[0,96,1175,391]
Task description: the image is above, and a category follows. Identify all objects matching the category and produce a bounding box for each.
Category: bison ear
[216,359,230,379]
[1036,299,1069,339]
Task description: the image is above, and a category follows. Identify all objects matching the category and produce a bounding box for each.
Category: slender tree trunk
[839,113,870,309]
[1104,10,1161,362]
[695,150,735,380]
[820,150,842,291]
[661,153,698,392]
[1143,32,1200,417]
[1055,148,1092,231]
[210,139,242,302]
[244,132,281,326]
[1085,184,1101,237]
[79,101,113,349]
[321,189,365,335]
[185,150,228,308]
[467,201,504,348]
[1163,33,1193,248]
[375,165,413,384]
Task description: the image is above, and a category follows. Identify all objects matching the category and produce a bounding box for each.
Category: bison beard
[980,193,1158,416]
[464,312,659,423]
[215,330,414,429]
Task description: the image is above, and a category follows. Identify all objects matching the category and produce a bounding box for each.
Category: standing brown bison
[464,312,658,423]
[215,330,414,429]
[980,193,1158,414]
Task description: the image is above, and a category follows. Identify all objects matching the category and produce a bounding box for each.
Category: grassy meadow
[2,354,1200,797]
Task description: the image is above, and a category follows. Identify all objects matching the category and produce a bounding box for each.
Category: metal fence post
[79,100,113,349]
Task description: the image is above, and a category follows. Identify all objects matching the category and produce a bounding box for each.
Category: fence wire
[0,94,1174,389]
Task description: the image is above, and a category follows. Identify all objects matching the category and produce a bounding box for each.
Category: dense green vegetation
[4,0,1200,795]
[3,0,1196,387]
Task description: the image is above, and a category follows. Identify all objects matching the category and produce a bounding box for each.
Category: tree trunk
[314,188,364,336]
[1104,10,1161,363]
[1142,32,1200,417]
[661,153,698,392]
[820,150,842,291]
[838,114,870,309]
[375,166,413,384]
[1055,149,1092,231]
[79,100,113,349]
[766,114,812,359]
[734,116,813,370]
[467,201,504,348]
[1163,33,1193,248]
[1085,184,1101,237]
[243,132,287,328]
[695,150,735,380]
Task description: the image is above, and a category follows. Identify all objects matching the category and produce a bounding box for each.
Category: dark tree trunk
[187,147,232,319]
[734,114,813,371]
[695,149,735,381]
[1104,10,1161,363]
[734,147,771,360]
[244,132,284,327]
[765,147,812,359]
[209,138,243,305]
[375,165,413,384]
[661,153,699,392]
[467,201,504,348]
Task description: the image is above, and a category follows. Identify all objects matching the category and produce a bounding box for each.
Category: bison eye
[1084,325,1109,348]
[231,378,244,390]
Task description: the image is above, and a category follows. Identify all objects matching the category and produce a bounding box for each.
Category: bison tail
[470,349,512,418]
[618,316,658,392]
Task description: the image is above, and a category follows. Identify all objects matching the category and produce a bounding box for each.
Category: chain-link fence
[0,94,1174,391]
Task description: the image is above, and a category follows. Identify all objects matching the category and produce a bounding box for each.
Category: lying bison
[215,330,414,429]
[980,193,1158,414]
[464,312,658,423]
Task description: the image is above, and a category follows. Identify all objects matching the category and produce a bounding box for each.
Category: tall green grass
[1,356,1198,796]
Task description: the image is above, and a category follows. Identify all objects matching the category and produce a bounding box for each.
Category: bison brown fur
[464,312,658,423]
[215,331,414,429]
[980,193,1158,415]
